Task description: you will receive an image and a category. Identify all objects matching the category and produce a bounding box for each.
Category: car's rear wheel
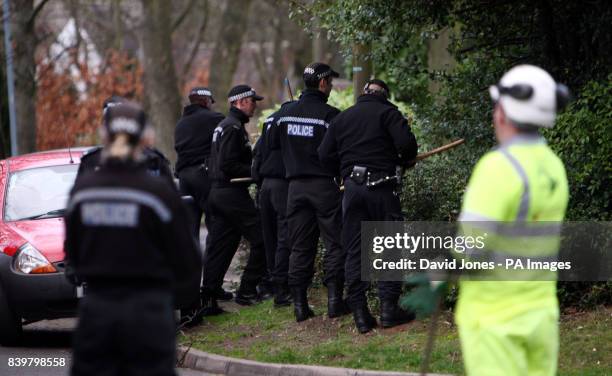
[0,282,22,346]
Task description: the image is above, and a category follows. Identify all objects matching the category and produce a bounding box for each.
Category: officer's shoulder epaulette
[280,100,297,107]
[81,146,103,160]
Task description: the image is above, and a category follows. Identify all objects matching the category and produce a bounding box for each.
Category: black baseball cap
[188,86,215,103]
[103,101,148,144]
[227,85,264,102]
[303,62,340,84]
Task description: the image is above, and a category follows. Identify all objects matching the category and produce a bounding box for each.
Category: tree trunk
[352,43,371,103]
[140,0,181,163]
[11,0,37,154]
[208,0,253,113]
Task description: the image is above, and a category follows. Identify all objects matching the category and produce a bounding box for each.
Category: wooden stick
[230,177,253,183]
[232,139,465,185]
[415,138,465,161]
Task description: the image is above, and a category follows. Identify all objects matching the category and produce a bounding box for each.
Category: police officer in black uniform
[268,62,348,322]
[202,85,267,311]
[65,102,201,375]
[319,79,418,333]
[77,96,174,188]
[174,87,224,242]
[252,101,294,307]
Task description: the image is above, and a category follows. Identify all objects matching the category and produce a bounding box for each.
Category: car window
[4,164,79,221]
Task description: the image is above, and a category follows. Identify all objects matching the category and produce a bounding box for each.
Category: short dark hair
[364,79,390,98]
[305,76,326,89]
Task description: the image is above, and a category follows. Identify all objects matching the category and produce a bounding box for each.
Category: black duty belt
[348,165,398,188]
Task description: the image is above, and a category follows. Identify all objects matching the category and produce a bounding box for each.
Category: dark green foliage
[544,77,612,221]
[295,0,611,310]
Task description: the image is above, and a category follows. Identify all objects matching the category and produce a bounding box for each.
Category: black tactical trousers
[202,186,266,294]
[71,289,176,376]
[286,177,345,289]
[178,165,211,243]
[259,178,290,286]
[342,178,403,308]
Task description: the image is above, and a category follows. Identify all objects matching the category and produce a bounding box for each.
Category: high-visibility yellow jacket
[456,134,569,322]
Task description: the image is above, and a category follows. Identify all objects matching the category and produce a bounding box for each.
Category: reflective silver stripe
[499,148,530,221]
[278,116,329,128]
[228,90,256,102]
[264,117,274,130]
[458,211,497,222]
[459,218,562,237]
[496,222,561,237]
[68,188,172,222]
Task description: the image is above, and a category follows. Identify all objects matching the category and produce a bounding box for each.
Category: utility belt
[348,165,401,188]
[180,159,209,175]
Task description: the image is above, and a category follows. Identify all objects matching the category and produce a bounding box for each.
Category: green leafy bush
[544,76,612,221]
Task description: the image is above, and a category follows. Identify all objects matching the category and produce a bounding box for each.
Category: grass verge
[179,289,611,375]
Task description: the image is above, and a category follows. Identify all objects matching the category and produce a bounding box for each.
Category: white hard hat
[489,65,569,128]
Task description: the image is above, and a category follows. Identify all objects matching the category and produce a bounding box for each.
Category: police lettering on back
[287,123,314,137]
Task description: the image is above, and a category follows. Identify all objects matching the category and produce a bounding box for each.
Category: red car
[0,148,87,345]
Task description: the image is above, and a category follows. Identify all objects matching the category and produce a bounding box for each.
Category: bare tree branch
[27,0,51,30]
[179,0,209,88]
[171,0,197,32]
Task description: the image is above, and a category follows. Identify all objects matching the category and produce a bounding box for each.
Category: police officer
[268,62,348,322]
[77,96,174,187]
[174,87,224,244]
[252,101,295,307]
[202,85,267,311]
[454,65,570,375]
[319,79,418,333]
[64,102,201,376]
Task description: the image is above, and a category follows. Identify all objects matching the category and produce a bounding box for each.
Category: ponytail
[107,133,134,160]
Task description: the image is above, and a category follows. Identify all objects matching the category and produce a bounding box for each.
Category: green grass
[179,290,611,375]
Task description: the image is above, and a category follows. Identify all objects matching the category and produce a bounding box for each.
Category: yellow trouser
[457,305,559,376]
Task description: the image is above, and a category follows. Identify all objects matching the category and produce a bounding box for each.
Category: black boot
[327,282,350,318]
[380,299,416,328]
[274,283,292,308]
[213,286,234,301]
[291,287,314,322]
[201,288,225,316]
[235,288,260,306]
[257,283,275,301]
[352,304,377,334]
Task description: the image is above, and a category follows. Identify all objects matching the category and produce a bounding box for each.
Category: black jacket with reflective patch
[209,107,253,188]
[252,101,295,181]
[319,94,418,178]
[64,160,201,308]
[267,89,340,179]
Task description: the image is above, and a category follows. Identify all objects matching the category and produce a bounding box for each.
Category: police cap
[303,62,339,85]
[188,86,215,104]
[103,102,148,144]
[227,85,264,103]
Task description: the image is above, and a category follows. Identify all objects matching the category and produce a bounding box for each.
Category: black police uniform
[267,88,346,319]
[202,106,267,306]
[319,92,418,331]
[65,160,201,376]
[252,103,293,306]
[77,145,175,187]
[174,103,225,240]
